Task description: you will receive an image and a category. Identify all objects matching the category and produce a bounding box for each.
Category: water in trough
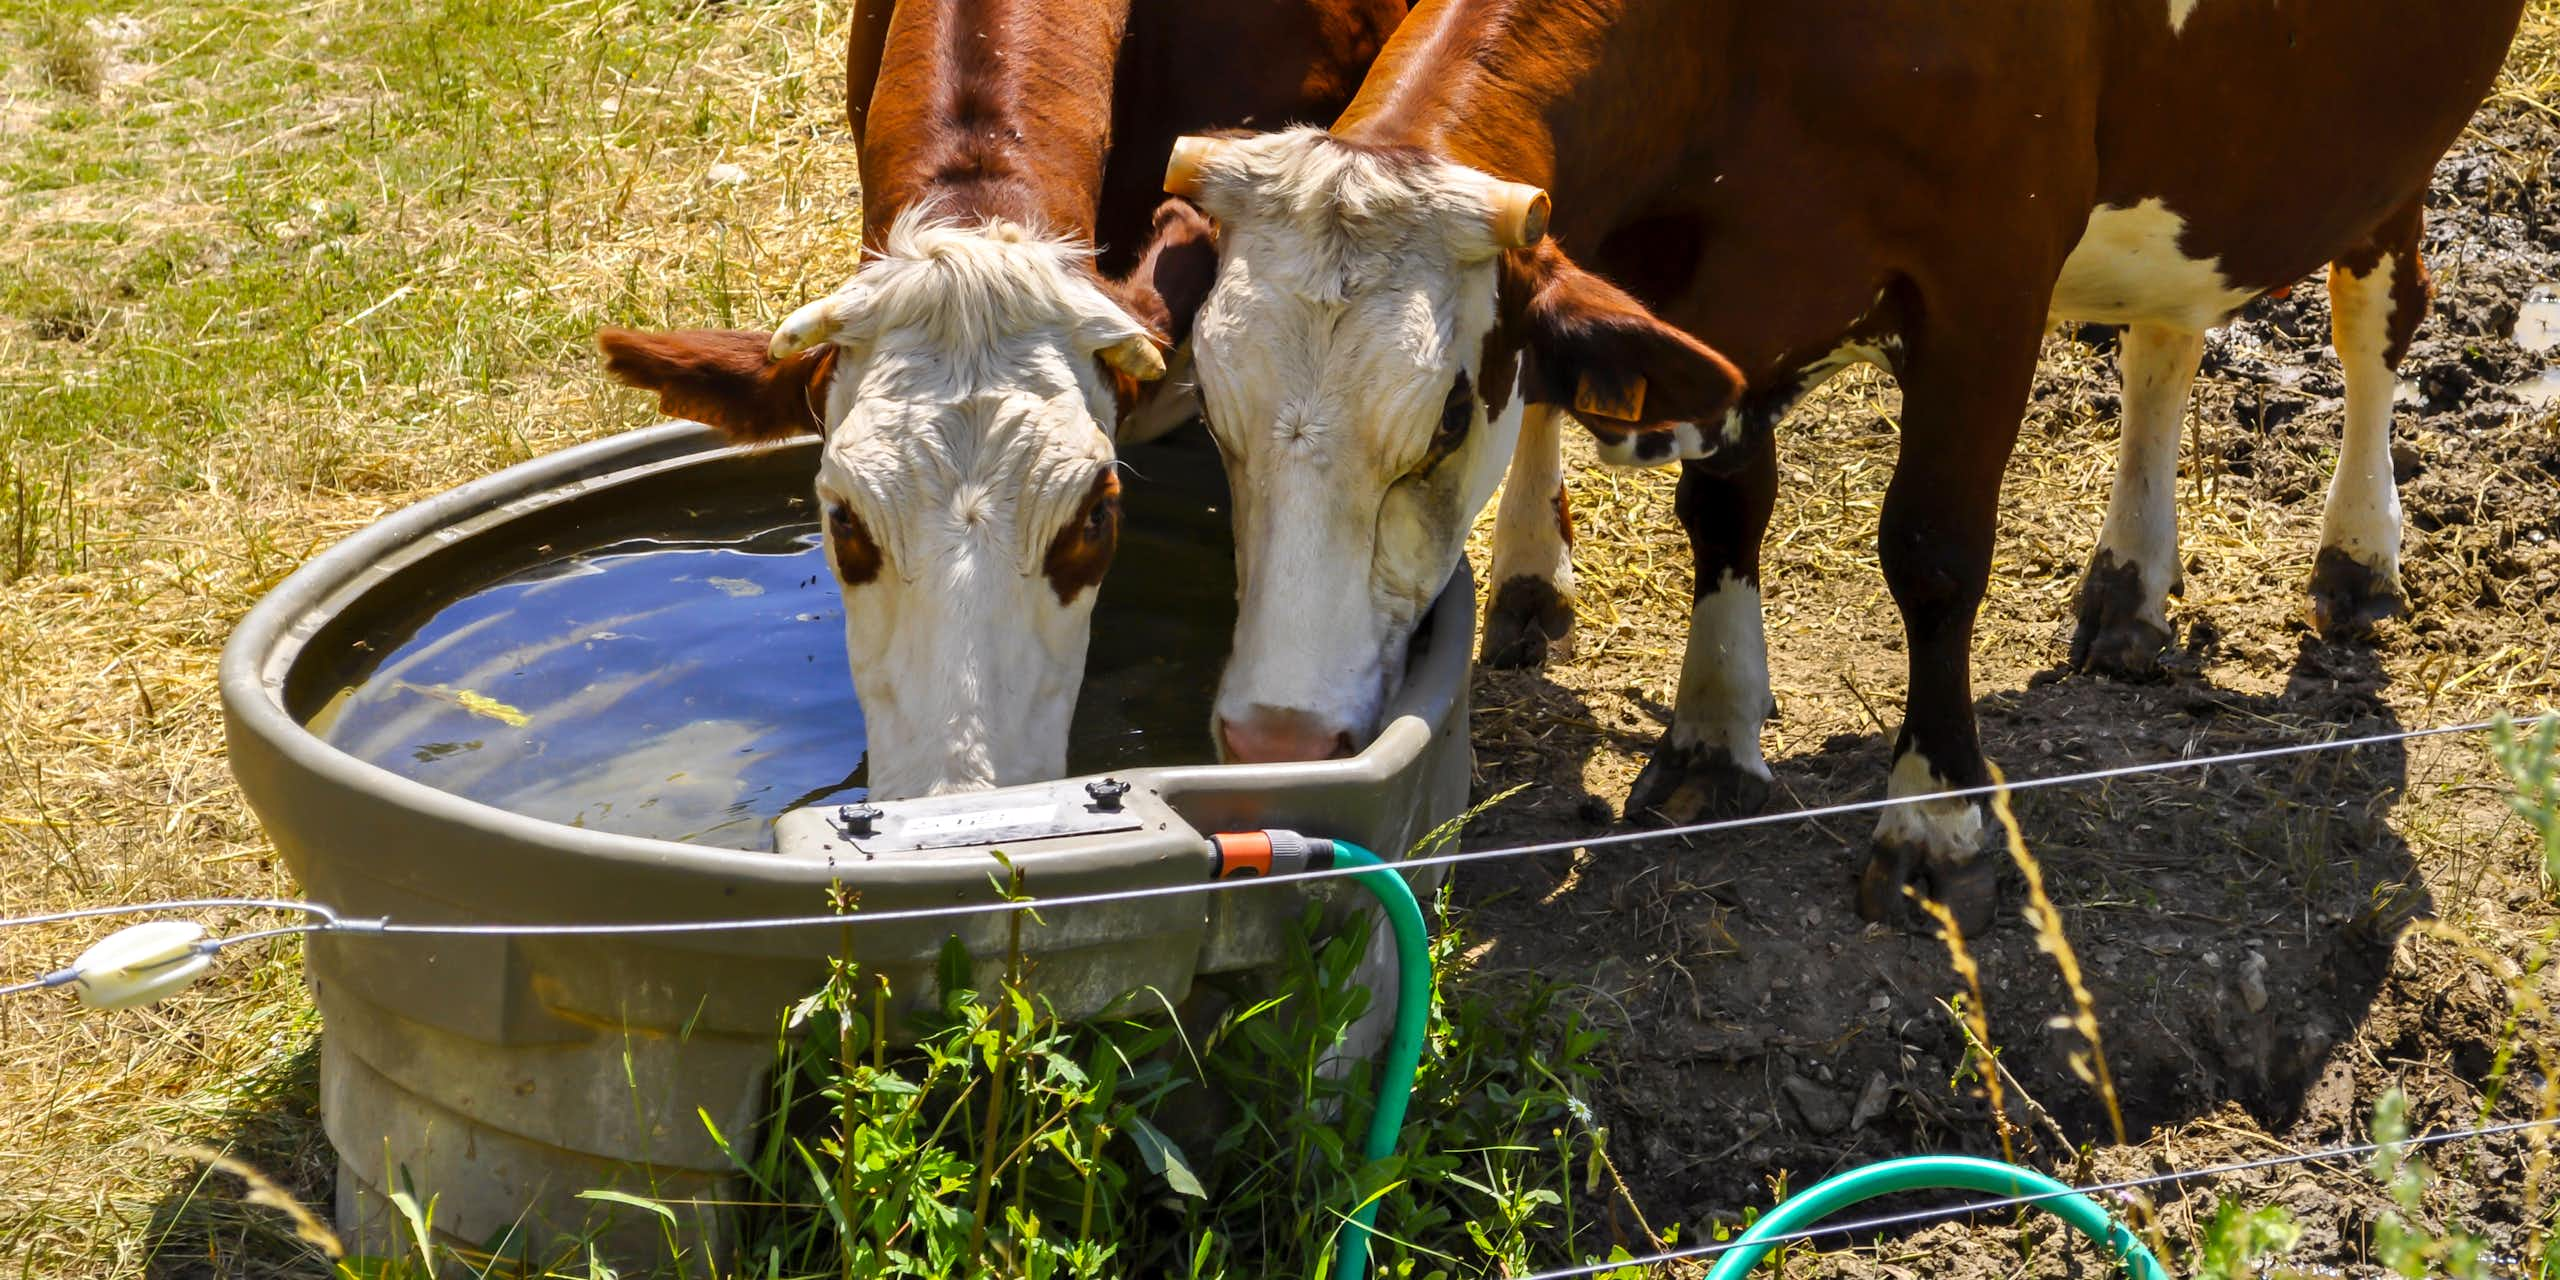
[306,462,1234,851]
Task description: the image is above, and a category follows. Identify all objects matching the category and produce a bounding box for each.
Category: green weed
[2189,1198,2301,1280]
[2491,713,2560,896]
[2367,1088,2515,1280]
[712,891,1620,1280]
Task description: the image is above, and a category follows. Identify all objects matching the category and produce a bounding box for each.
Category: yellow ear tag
[1572,374,1646,422]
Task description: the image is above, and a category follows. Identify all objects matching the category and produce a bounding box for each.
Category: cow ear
[1506,241,1745,467]
[1081,202,1221,386]
[596,328,833,443]
[1111,199,1221,348]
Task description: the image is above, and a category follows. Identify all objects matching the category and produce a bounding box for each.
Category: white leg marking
[1667,571,1772,780]
[1486,403,1574,603]
[2321,254,2406,583]
[1873,748,1985,864]
[2090,323,2204,631]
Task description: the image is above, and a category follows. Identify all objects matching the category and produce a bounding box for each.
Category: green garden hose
[1208,832,1430,1280]
[1699,1154,2170,1280]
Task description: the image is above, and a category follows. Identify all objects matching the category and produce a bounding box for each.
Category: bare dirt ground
[1454,96,2560,1274]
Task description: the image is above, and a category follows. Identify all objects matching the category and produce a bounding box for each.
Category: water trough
[218,422,1474,1265]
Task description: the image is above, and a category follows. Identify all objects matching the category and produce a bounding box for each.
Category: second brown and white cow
[597,0,1402,800]
[1156,0,2522,929]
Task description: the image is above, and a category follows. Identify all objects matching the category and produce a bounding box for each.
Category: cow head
[598,211,1182,800]
[1159,128,1743,761]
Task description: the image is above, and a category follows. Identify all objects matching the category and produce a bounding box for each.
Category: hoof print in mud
[1624,741,1772,826]
[1481,574,1576,668]
[1856,839,2001,938]
[2307,547,2407,641]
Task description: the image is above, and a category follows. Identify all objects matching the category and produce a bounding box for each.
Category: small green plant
[2190,1198,2302,1280]
[2368,1089,2499,1280]
[2490,712,2560,896]
[734,929,1155,1278]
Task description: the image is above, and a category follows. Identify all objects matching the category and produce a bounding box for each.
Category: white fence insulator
[72,921,213,1010]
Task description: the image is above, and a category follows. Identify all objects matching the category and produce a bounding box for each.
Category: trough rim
[217,420,1473,893]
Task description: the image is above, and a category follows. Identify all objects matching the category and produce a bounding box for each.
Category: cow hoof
[1625,742,1771,826]
[1481,574,1574,669]
[1856,839,2000,937]
[2308,547,2404,641]
[2069,608,2171,680]
[2069,552,2170,679]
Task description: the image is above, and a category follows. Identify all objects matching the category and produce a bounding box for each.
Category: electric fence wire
[1495,1114,2560,1280]
[0,716,2538,970]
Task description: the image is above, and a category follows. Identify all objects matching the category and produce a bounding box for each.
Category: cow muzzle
[1216,707,1359,765]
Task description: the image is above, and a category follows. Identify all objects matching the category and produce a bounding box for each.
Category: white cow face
[1166,130,1544,762]
[601,213,1167,800]
[1161,128,1743,762]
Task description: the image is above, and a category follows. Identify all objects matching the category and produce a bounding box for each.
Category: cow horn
[1163,136,1231,198]
[1486,181,1551,249]
[1100,335,1167,382]
[770,295,845,360]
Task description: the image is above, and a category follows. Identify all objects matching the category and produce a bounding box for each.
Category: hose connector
[1208,829,1337,879]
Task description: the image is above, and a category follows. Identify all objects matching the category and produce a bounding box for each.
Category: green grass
[5,0,613,440]
[1,0,858,538]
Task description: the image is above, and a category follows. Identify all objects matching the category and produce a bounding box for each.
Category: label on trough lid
[771,778,1153,857]
[899,804,1064,842]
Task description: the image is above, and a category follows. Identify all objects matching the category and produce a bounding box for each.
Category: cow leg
[2071,324,2203,677]
[1855,314,2041,936]
[2311,199,2426,638]
[1482,403,1577,667]
[1626,433,1779,824]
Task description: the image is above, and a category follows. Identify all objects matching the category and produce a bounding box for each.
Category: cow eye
[823,500,882,587]
[1082,489,1119,541]
[1042,470,1121,603]
[1414,370,1474,475]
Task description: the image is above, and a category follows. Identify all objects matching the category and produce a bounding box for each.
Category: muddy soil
[1452,105,2560,1272]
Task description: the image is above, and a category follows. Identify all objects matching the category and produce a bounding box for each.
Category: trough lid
[772,777,1155,857]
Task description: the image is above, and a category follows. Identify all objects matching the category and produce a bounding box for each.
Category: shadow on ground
[1456,633,2451,1223]
[139,1039,337,1279]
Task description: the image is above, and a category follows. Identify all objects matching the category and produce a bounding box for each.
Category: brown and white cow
[1153,0,2522,928]
[596,0,1402,800]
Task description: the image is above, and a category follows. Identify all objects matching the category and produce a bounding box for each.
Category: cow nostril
[1329,731,1355,759]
